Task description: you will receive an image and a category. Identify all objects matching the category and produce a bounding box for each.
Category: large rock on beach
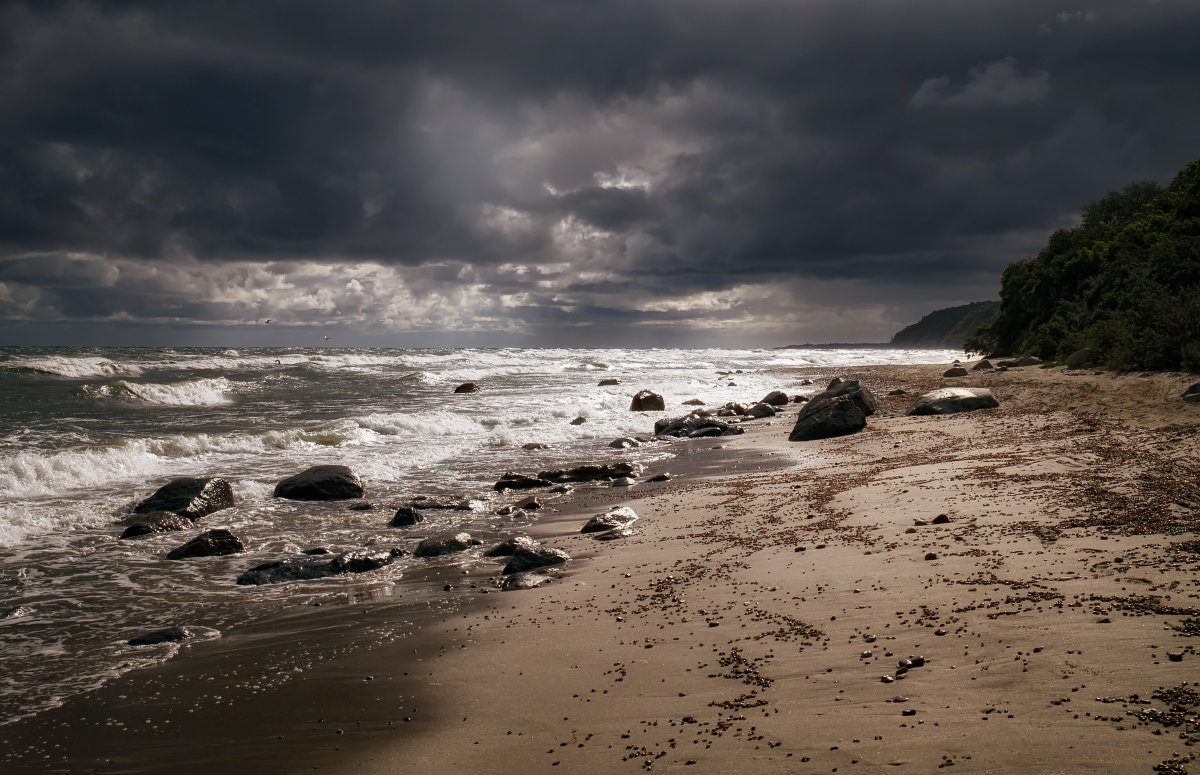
[943,367,968,377]
[812,377,878,416]
[538,462,639,483]
[629,390,666,411]
[905,387,1000,415]
[971,360,994,371]
[166,529,244,560]
[120,512,193,540]
[1184,382,1200,403]
[788,394,867,441]
[744,402,777,419]
[389,506,424,527]
[494,472,552,492]
[413,532,474,558]
[329,548,399,574]
[502,543,570,574]
[273,465,364,501]
[581,506,639,534]
[134,477,234,521]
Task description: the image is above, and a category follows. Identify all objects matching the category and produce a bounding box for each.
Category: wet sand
[4,363,1200,774]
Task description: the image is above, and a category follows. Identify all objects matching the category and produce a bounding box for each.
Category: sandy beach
[4,362,1200,774]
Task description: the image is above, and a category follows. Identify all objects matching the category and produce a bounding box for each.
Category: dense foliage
[891,301,1000,349]
[966,159,1200,371]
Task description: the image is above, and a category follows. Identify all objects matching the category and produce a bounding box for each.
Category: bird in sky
[264,319,271,324]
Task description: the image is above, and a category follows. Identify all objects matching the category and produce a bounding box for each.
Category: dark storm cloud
[2,0,1199,344]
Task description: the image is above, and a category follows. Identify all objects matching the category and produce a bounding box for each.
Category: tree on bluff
[967,158,1200,371]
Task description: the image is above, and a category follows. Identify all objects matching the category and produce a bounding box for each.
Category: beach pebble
[924,552,938,561]
[931,513,951,524]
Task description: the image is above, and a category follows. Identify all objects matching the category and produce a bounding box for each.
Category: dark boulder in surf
[413,532,475,558]
[120,512,193,540]
[629,390,666,411]
[389,506,424,527]
[453,382,480,393]
[273,465,364,501]
[134,477,234,521]
[166,529,245,560]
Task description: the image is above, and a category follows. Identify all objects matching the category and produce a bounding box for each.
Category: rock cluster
[236,547,401,586]
[273,465,364,501]
[121,477,235,539]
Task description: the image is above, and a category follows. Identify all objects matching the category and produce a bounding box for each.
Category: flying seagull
[264,319,271,324]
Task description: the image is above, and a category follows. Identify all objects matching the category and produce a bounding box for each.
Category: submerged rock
[502,543,570,574]
[166,529,245,560]
[235,547,400,586]
[120,512,193,540]
[453,382,480,393]
[629,390,666,412]
[329,548,400,574]
[128,625,192,646]
[538,462,639,483]
[413,532,474,558]
[597,378,621,386]
[581,506,639,534]
[134,477,234,521]
[494,472,552,491]
[654,414,742,438]
[1,606,34,621]
[273,465,364,501]
[389,506,424,527]
[905,387,1000,416]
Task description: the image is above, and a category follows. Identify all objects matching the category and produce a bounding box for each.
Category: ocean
[0,345,962,726]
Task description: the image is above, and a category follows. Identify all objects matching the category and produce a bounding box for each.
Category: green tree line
[966,158,1200,371]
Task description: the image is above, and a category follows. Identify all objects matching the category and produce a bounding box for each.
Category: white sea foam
[7,356,143,379]
[86,377,235,406]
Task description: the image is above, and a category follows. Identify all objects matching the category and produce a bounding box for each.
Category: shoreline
[3,362,1200,773]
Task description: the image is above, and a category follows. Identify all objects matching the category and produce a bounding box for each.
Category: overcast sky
[1,0,1197,348]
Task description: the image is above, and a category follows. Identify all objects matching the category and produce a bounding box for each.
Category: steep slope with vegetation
[966,159,1200,370]
[891,301,999,349]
